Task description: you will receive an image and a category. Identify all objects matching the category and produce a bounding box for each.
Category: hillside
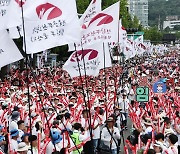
[149,0,180,27]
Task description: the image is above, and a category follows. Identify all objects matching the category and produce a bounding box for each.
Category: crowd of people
[0,49,179,154]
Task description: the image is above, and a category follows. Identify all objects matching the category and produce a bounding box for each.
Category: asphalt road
[120,117,132,153]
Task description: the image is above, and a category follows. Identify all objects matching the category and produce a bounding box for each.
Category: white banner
[134,35,143,44]
[75,2,120,49]
[63,42,112,78]
[8,26,22,39]
[134,35,145,55]
[119,19,127,46]
[80,0,102,25]
[68,0,102,52]
[0,0,10,30]
[23,0,81,54]
[0,30,23,68]
[5,0,26,29]
[124,39,135,59]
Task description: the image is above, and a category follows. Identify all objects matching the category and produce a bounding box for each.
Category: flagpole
[20,0,32,153]
[108,43,118,107]
[103,42,108,120]
[27,62,82,154]
[81,45,94,153]
[74,43,94,152]
[20,1,59,152]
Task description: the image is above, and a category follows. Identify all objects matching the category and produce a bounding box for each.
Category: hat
[69,102,74,106]
[143,118,152,126]
[164,129,175,137]
[2,101,8,106]
[66,90,71,93]
[153,141,162,147]
[0,98,5,103]
[122,92,127,96]
[17,142,29,152]
[10,129,19,137]
[11,111,20,120]
[0,135,4,142]
[107,117,114,122]
[28,135,37,142]
[51,131,62,144]
[70,96,76,100]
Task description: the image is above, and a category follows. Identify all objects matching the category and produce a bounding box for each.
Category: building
[166,15,179,21]
[163,20,180,29]
[128,0,149,27]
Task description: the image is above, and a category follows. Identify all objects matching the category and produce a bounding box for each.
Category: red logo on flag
[70,49,98,62]
[36,3,62,20]
[122,26,126,30]
[15,0,26,7]
[92,0,96,4]
[82,13,113,29]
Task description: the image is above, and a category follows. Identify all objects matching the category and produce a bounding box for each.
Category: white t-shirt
[11,139,18,152]
[166,145,178,154]
[145,126,152,134]
[118,97,129,113]
[92,119,100,140]
[101,126,120,150]
[17,129,24,142]
[46,140,68,154]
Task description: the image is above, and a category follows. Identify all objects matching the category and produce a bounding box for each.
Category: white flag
[80,0,102,25]
[0,0,10,30]
[23,0,81,54]
[78,2,120,48]
[8,26,22,39]
[5,0,26,29]
[124,39,135,59]
[119,19,127,45]
[68,0,102,52]
[0,30,23,67]
[63,42,111,78]
[134,35,143,45]
[134,35,145,55]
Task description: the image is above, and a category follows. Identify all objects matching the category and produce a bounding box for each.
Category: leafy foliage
[149,0,180,27]
[144,26,163,43]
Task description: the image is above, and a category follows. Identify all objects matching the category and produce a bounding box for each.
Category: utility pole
[158,15,161,31]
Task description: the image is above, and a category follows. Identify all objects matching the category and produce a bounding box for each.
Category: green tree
[76,0,90,14]
[144,26,163,43]
[149,0,180,27]
[120,0,132,28]
[175,32,180,39]
[131,16,140,28]
[173,25,180,31]
[164,26,171,32]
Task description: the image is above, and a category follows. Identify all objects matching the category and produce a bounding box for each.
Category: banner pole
[80,45,94,150]
[73,43,93,153]
[103,42,108,120]
[20,0,33,152]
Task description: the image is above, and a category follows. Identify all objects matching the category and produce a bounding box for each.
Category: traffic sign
[153,81,166,93]
[136,87,149,102]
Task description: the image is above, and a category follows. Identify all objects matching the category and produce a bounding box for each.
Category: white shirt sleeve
[79,131,88,142]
